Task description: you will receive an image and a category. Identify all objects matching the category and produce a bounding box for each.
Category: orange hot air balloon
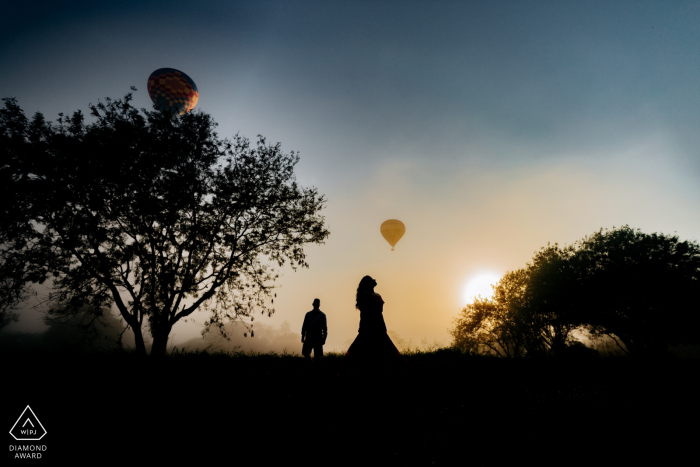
[380,219,405,251]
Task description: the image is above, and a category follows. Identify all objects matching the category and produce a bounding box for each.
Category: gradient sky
[3,1,700,352]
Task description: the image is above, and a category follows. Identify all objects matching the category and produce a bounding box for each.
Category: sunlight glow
[463,273,502,305]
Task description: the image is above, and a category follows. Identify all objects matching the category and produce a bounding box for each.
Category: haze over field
[3,1,700,353]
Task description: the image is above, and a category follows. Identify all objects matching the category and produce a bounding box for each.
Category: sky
[3,1,700,353]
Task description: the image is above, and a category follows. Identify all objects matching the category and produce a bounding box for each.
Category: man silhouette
[301,298,327,360]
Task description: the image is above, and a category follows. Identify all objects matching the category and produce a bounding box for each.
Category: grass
[4,347,698,465]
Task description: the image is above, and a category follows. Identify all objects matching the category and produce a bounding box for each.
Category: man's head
[312,298,320,309]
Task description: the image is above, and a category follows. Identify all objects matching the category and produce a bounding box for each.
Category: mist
[175,320,419,355]
[0,308,140,353]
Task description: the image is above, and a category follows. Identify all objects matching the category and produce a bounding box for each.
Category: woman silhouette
[342,275,409,378]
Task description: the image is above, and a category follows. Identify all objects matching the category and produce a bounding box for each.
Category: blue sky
[3,1,700,350]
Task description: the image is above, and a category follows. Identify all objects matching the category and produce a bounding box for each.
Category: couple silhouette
[301,275,410,378]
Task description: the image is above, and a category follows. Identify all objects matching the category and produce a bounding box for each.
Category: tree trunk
[150,323,172,357]
[612,333,632,356]
[131,325,148,357]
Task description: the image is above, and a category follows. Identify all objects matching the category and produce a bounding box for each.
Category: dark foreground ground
[3,349,698,466]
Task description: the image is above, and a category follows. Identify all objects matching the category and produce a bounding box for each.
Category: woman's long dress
[342,293,410,377]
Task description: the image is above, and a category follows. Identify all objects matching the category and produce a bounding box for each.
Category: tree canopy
[450,226,700,358]
[0,91,330,356]
[573,227,700,356]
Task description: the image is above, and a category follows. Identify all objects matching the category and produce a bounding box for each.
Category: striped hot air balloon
[147,68,199,116]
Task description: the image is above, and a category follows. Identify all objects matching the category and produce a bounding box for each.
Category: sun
[463,272,502,305]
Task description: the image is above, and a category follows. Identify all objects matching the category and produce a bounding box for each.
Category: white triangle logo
[9,406,47,441]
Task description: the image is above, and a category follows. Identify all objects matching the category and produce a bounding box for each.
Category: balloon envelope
[380,219,405,251]
[147,68,199,116]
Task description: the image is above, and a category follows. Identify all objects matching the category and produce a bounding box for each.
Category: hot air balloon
[380,219,405,251]
[147,68,199,117]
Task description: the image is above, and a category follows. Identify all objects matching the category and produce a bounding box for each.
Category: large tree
[1,92,330,356]
[517,243,586,356]
[573,226,700,357]
[449,269,528,357]
[450,226,700,358]
[0,98,42,331]
[450,245,584,357]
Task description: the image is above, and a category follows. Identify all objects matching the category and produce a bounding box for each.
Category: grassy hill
[4,348,698,465]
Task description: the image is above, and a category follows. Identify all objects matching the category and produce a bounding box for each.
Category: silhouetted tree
[517,243,586,356]
[0,98,41,331]
[450,226,700,358]
[0,92,329,356]
[450,247,583,357]
[450,269,528,357]
[573,226,700,357]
